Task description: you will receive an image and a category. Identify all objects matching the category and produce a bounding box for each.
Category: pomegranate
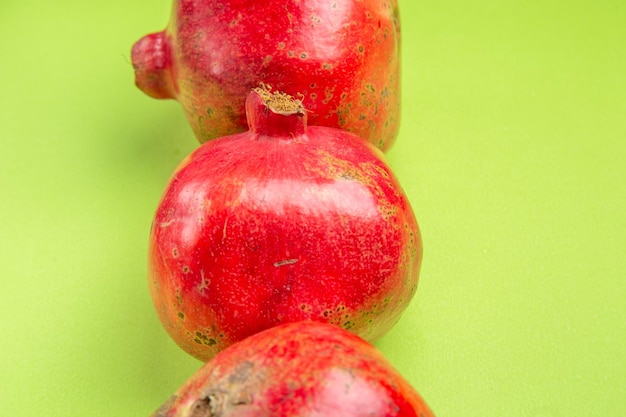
[132,0,401,151]
[148,87,422,361]
[149,321,436,417]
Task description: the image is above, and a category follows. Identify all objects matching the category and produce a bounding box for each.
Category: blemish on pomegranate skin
[274,258,298,267]
[189,396,212,416]
[229,13,243,27]
[194,331,217,346]
[197,271,210,293]
[159,219,174,228]
[322,89,334,105]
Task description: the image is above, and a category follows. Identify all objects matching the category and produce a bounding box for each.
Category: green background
[1,0,625,415]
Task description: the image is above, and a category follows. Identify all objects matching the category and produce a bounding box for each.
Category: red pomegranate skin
[150,321,436,417]
[148,88,422,361]
[132,0,401,151]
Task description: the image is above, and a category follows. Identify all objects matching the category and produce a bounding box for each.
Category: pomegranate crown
[253,83,305,115]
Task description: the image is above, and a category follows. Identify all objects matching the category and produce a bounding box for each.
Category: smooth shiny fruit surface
[132,0,401,151]
[148,88,422,361]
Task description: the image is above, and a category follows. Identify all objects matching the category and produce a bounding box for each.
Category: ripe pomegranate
[149,321,436,417]
[148,87,422,361]
[132,0,401,151]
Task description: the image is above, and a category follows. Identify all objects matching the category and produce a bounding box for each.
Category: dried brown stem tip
[253,83,305,115]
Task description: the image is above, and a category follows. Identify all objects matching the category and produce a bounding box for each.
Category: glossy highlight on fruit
[148,87,422,361]
[149,321,436,417]
[132,0,401,151]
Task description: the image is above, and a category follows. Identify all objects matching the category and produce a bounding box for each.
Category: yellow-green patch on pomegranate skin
[149,321,436,417]
[131,0,401,151]
[147,88,422,362]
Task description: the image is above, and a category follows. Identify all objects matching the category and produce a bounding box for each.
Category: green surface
[1,0,625,415]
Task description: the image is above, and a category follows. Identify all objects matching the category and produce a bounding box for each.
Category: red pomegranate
[132,0,401,151]
[150,321,436,417]
[148,87,422,361]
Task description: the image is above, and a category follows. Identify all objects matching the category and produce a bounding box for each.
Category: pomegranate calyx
[253,83,305,116]
[246,84,307,138]
[131,31,176,99]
